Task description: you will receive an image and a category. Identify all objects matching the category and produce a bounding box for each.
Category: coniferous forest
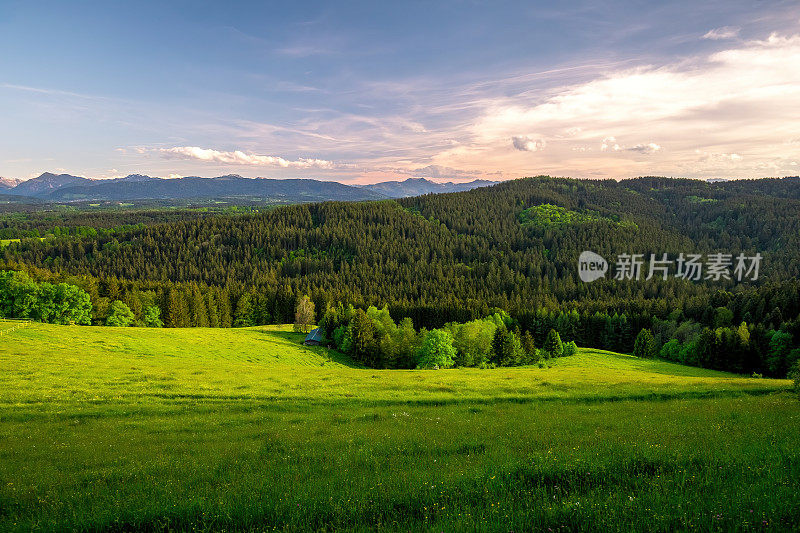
[2,175,799,376]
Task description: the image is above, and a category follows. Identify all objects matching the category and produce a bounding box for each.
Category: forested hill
[2,176,799,358]
[399,176,800,283]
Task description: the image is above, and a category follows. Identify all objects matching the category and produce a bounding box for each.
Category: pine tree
[217,287,232,328]
[123,291,143,325]
[165,288,189,328]
[543,329,563,359]
[491,326,524,366]
[191,285,209,327]
[233,293,254,328]
[632,328,657,358]
[205,291,219,328]
[521,330,537,362]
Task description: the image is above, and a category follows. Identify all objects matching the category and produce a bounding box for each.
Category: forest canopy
[1,175,799,375]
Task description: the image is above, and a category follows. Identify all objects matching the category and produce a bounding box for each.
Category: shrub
[0,270,92,325]
[659,339,681,361]
[417,329,456,369]
[143,305,163,328]
[106,300,134,327]
[789,361,800,399]
[562,341,578,357]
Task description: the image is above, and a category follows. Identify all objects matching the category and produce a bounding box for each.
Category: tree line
[312,301,576,369]
[1,176,798,375]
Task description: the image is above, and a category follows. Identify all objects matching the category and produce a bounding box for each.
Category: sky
[1,0,799,183]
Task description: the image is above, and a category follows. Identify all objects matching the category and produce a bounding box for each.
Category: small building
[304,327,324,346]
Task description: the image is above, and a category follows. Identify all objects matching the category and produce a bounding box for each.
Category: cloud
[695,150,742,162]
[426,32,800,179]
[410,164,487,180]
[158,146,335,169]
[703,26,740,40]
[627,142,662,154]
[89,31,800,182]
[274,45,335,57]
[600,138,660,154]
[512,136,546,152]
[0,83,108,100]
[601,137,620,152]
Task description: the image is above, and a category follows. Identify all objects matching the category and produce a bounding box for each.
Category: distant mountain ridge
[0,176,22,192]
[6,172,387,203]
[361,177,497,198]
[3,172,497,203]
[0,177,23,189]
[10,172,90,196]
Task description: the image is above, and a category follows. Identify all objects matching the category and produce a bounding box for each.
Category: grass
[0,239,20,248]
[0,323,798,531]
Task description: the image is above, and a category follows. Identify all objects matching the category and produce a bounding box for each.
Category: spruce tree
[632,328,657,358]
[233,293,254,327]
[521,330,537,362]
[543,329,563,359]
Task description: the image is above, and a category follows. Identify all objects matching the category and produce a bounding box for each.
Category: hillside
[4,176,798,325]
[0,323,786,405]
[2,175,799,380]
[0,323,797,531]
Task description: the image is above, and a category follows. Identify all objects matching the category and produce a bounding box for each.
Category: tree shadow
[254,328,364,368]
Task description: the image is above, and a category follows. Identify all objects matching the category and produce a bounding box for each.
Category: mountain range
[1,173,496,203]
[0,177,23,190]
[360,177,498,197]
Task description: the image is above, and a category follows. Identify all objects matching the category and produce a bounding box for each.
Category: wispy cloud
[600,138,661,154]
[703,26,741,40]
[274,44,336,57]
[0,83,109,100]
[158,146,336,169]
[410,165,488,180]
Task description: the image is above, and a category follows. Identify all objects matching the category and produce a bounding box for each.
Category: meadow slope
[0,323,786,406]
[0,324,798,531]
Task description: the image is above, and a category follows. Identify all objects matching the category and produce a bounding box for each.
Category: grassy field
[0,239,20,248]
[0,324,798,531]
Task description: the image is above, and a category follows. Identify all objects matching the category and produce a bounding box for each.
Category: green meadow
[1,324,798,531]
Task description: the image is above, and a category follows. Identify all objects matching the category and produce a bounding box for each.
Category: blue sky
[2,0,799,182]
